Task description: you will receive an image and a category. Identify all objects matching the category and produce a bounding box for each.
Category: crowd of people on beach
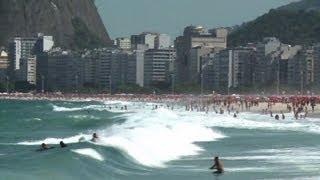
[2,92,320,121]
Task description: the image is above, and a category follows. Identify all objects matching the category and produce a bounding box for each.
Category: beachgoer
[233,113,237,118]
[210,157,224,174]
[38,143,53,151]
[91,133,98,142]
[41,143,49,150]
[60,141,67,148]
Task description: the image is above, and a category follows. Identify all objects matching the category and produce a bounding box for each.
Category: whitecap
[71,148,104,161]
[17,134,92,145]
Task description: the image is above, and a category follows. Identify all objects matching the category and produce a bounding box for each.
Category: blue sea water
[0,99,320,180]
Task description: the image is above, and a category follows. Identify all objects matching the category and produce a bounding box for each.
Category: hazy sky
[96,0,300,39]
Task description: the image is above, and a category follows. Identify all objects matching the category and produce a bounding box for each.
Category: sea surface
[0,100,320,180]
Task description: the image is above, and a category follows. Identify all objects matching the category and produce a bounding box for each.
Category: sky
[95,0,300,39]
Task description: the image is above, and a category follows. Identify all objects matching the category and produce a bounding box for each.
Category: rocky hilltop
[0,0,112,49]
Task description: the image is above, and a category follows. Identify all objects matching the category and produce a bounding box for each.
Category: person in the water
[38,143,54,151]
[41,143,49,150]
[60,141,67,148]
[91,133,98,142]
[233,113,237,118]
[210,156,224,174]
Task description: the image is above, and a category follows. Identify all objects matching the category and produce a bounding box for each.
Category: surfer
[275,114,279,120]
[210,157,224,174]
[60,141,67,148]
[91,133,99,142]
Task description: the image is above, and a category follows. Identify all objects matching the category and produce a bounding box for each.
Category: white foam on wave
[68,115,100,120]
[19,100,320,169]
[92,107,226,168]
[195,111,320,134]
[17,134,92,145]
[52,105,107,112]
[71,148,104,161]
[228,167,270,172]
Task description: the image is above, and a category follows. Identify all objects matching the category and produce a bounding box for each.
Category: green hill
[228,0,320,47]
[278,0,320,12]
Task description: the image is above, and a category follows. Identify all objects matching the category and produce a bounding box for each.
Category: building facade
[143,48,176,87]
[0,50,9,83]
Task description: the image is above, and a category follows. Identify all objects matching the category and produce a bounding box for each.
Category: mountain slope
[0,0,112,49]
[278,0,320,12]
[228,8,320,47]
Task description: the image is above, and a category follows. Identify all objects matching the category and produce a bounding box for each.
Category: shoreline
[2,93,320,118]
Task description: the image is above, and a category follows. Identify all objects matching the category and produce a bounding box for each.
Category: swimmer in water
[38,143,54,151]
[41,143,49,150]
[91,133,98,142]
[281,112,285,120]
[210,156,224,174]
[60,141,67,148]
[233,113,237,118]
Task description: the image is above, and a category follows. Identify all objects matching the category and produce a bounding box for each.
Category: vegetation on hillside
[228,9,320,47]
[71,17,107,50]
[278,0,320,12]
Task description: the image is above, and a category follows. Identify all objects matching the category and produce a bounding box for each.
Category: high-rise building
[253,37,282,86]
[203,47,255,93]
[34,34,54,53]
[37,48,84,91]
[155,34,171,49]
[82,48,137,90]
[189,46,213,83]
[143,48,176,87]
[9,37,37,72]
[131,32,164,50]
[15,56,37,85]
[27,56,37,85]
[287,47,306,89]
[135,44,149,87]
[312,44,320,87]
[175,26,228,83]
[0,50,9,83]
[116,37,131,50]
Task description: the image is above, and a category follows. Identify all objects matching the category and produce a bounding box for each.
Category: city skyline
[96,0,299,38]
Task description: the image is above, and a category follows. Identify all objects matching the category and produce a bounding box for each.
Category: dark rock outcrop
[0,0,112,49]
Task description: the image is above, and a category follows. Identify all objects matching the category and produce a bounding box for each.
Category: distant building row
[2,25,320,94]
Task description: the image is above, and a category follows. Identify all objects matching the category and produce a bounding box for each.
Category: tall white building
[42,36,54,52]
[155,34,171,49]
[116,37,131,50]
[11,37,37,70]
[144,33,157,49]
[27,56,37,85]
[135,44,149,87]
[0,50,9,83]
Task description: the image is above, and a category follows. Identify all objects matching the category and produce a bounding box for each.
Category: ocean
[0,99,320,180]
